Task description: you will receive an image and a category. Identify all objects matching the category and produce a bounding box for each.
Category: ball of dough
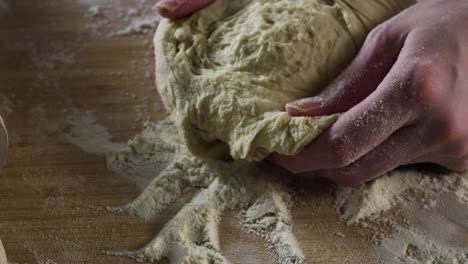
[155,0,412,161]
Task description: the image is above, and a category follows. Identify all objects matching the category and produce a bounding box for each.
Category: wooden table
[0,1,373,263]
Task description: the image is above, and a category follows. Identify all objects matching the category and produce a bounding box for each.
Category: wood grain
[0,1,373,263]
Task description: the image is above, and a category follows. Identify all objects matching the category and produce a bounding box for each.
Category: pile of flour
[66,110,305,264]
[65,109,468,264]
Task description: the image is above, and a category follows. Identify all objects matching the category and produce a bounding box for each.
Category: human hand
[157,0,215,19]
[271,0,468,186]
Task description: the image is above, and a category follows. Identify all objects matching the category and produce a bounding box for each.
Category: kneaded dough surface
[155,0,411,161]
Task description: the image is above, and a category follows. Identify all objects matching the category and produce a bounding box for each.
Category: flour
[335,169,468,224]
[78,0,161,38]
[64,107,468,263]
[87,5,101,17]
[107,120,304,263]
[373,227,468,264]
[65,111,304,263]
[336,169,468,263]
[335,170,423,224]
[60,103,468,264]
[110,16,161,37]
[64,109,125,155]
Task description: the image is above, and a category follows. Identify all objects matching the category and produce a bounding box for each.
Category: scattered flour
[64,107,468,264]
[64,109,125,155]
[336,169,468,263]
[373,227,468,264]
[78,0,161,38]
[66,112,305,264]
[87,5,102,17]
[112,1,162,37]
[110,16,161,37]
[335,170,424,224]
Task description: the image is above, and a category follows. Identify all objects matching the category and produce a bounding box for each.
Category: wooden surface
[0,1,374,263]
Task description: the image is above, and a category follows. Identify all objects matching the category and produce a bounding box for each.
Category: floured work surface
[0,1,375,263]
[1,0,467,264]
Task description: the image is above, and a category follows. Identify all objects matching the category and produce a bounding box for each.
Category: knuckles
[438,114,468,147]
[366,21,400,48]
[406,56,451,108]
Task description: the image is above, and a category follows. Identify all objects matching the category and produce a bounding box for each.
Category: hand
[271,0,468,186]
[157,0,215,19]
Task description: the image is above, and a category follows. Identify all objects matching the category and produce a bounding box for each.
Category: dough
[155,0,412,161]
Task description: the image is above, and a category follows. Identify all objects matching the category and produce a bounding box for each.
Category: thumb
[157,0,215,19]
[286,25,405,117]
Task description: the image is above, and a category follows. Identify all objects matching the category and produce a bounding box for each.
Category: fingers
[286,23,405,117]
[272,56,416,174]
[157,0,215,19]
[321,126,425,187]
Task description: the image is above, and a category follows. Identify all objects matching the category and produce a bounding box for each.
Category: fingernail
[156,0,182,12]
[285,103,310,114]
[285,97,324,116]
